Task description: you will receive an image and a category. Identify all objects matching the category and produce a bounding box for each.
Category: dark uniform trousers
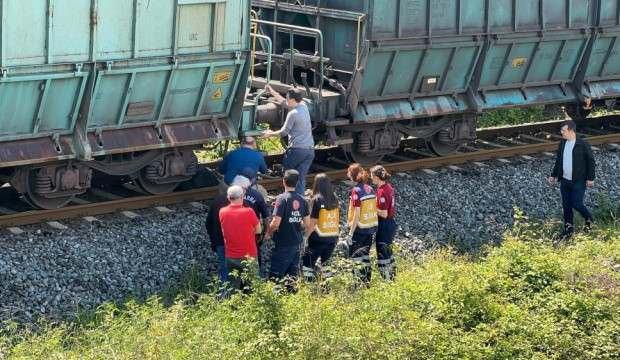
[269,244,301,280]
[376,218,397,281]
[302,233,337,281]
[349,221,396,283]
[349,230,375,283]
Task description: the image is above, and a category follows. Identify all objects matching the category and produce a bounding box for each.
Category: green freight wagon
[578,0,620,118]
[0,0,251,208]
[251,0,619,162]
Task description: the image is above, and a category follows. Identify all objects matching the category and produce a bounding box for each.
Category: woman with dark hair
[346,163,378,283]
[370,165,397,280]
[302,173,340,281]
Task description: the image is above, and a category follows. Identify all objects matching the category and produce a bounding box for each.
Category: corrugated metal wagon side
[473,0,595,112]
[252,0,619,162]
[252,0,485,160]
[0,0,251,208]
[578,0,620,114]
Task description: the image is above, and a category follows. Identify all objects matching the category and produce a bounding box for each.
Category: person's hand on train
[262,129,276,137]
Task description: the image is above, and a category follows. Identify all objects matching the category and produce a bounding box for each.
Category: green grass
[2,212,619,359]
[478,107,550,129]
[195,124,284,163]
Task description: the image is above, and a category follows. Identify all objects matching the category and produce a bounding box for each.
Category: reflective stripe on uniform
[351,256,371,267]
[377,258,394,265]
[302,266,315,278]
[351,255,370,261]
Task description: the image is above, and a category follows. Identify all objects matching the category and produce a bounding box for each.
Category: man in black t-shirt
[205,192,230,283]
[265,170,309,288]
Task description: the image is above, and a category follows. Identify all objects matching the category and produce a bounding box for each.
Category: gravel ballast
[0,149,618,324]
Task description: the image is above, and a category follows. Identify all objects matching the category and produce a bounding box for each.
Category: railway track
[1,117,619,230]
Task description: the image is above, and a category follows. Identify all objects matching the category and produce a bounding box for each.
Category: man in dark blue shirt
[219,136,268,185]
[265,170,310,290]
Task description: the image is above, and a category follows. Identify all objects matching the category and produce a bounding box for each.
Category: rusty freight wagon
[0,0,251,208]
[251,0,620,162]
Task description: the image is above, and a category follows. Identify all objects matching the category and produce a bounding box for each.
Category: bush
[195,124,284,163]
[478,107,548,128]
[2,226,619,359]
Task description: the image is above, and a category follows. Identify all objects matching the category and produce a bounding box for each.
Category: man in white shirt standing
[548,120,596,238]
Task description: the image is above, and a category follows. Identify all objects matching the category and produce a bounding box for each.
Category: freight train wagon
[0,0,251,209]
[250,0,620,163]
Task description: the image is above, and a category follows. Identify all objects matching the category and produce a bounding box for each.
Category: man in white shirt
[548,120,596,238]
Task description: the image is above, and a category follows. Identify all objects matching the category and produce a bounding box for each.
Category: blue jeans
[560,179,593,230]
[215,245,228,283]
[283,148,315,194]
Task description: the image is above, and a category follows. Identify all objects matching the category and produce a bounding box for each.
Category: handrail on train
[250,33,272,86]
[250,19,325,109]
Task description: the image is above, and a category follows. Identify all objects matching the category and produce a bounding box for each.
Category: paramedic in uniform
[370,165,397,280]
[265,169,310,291]
[301,173,340,281]
[346,164,378,283]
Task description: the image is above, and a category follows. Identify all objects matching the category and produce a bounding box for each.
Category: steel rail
[1,131,619,229]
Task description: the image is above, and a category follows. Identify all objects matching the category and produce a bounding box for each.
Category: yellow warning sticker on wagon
[511,57,528,68]
[213,71,232,83]
[211,88,223,100]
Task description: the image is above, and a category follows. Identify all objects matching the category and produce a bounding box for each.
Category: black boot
[584,218,593,233]
[559,225,574,240]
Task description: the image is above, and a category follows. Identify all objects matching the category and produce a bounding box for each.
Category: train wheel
[136,169,180,195]
[135,151,198,195]
[14,168,75,209]
[344,149,384,166]
[427,131,461,156]
[342,132,384,166]
[342,131,385,166]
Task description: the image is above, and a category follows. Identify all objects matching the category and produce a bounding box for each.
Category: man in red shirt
[219,185,261,292]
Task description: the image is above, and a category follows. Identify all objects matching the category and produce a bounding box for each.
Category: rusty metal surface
[0,136,76,168]
[88,119,234,156]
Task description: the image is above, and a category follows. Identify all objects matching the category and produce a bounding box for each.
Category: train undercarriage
[4,149,198,209]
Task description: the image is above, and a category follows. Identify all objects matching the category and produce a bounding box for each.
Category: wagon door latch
[51,133,62,154]
[95,128,104,148]
[154,124,164,141]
